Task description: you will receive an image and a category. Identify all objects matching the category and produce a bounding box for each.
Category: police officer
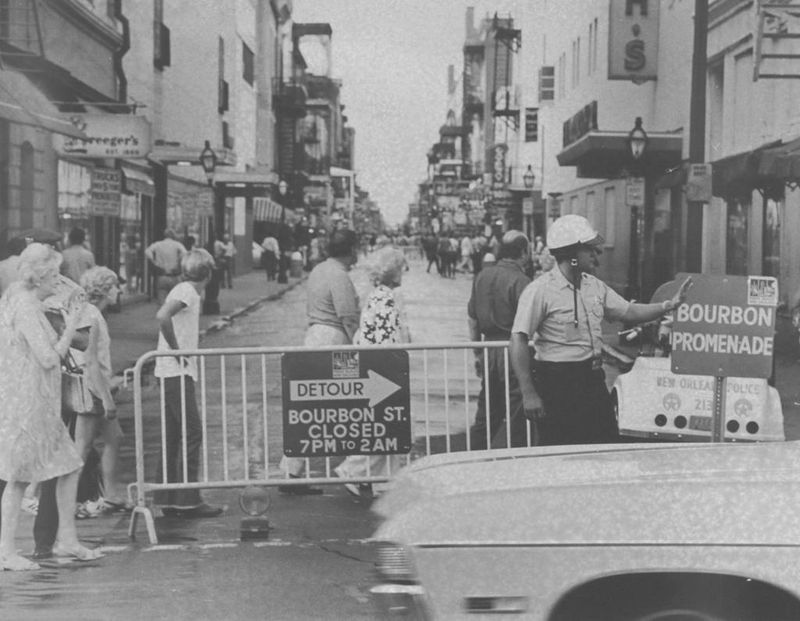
[509,214,692,445]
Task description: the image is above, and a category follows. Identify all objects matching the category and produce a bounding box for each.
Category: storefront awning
[0,68,86,139]
[254,197,284,222]
[213,170,278,188]
[711,140,782,200]
[556,130,683,179]
[121,165,155,196]
[757,137,800,182]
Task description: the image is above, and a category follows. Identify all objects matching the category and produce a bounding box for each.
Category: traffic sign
[281,350,411,457]
[671,274,778,378]
[625,177,645,207]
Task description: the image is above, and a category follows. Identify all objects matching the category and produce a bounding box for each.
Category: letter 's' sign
[609,0,659,81]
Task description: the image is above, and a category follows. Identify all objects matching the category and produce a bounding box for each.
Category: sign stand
[711,376,726,443]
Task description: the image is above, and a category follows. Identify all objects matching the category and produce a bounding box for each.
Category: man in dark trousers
[467,230,532,450]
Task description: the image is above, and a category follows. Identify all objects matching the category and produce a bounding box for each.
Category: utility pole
[686,0,708,273]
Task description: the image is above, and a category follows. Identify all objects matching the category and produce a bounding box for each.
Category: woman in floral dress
[0,243,102,570]
[335,247,409,498]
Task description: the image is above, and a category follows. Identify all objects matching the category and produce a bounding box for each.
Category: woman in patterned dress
[335,247,409,498]
[0,243,101,570]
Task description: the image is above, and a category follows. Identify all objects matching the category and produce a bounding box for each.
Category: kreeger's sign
[671,274,778,378]
[55,114,152,158]
[282,350,411,457]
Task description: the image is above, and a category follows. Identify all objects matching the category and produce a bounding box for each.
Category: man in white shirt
[154,248,222,518]
[145,229,186,304]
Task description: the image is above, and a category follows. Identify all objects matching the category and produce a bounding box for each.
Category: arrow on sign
[289,370,401,407]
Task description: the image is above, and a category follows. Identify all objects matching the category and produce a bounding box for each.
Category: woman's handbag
[62,351,94,415]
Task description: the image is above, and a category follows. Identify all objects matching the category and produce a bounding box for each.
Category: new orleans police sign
[671,275,778,379]
[282,349,411,457]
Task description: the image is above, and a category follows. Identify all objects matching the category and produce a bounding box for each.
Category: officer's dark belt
[534,356,603,371]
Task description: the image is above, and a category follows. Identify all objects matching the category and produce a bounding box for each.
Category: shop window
[20,141,34,229]
[726,199,749,276]
[762,197,781,278]
[242,42,254,85]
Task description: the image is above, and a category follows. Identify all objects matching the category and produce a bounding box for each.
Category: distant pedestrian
[335,247,408,498]
[467,231,532,450]
[279,229,361,495]
[458,235,473,272]
[123,235,139,293]
[0,243,101,570]
[60,228,95,285]
[422,233,439,274]
[153,249,223,518]
[261,235,279,281]
[145,229,186,304]
[214,233,236,288]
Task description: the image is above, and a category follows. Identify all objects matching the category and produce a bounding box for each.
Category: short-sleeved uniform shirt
[306,258,360,331]
[155,281,200,380]
[512,267,630,362]
[468,259,530,338]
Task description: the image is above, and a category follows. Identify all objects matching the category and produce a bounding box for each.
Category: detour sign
[281,349,411,457]
[671,274,778,378]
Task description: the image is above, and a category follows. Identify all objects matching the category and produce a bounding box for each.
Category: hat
[547,214,603,250]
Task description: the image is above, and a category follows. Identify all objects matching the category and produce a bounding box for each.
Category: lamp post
[627,117,649,301]
[199,140,222,315]
[522,164,535,239]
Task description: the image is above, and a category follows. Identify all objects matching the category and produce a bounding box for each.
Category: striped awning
[254,197,284,222]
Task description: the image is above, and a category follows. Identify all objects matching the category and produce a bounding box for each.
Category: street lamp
[522,165,535,239]
[628,117,648,161]
[199,140,217,186]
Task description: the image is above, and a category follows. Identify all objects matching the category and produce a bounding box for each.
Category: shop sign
[625,177,645,207]
[686,163,712,202]
[608,0,659,81]
[562,100,598,148]
[522,197,534,215]
[524,108,539,142]
[492,143,508,188]
[671,274,778,378]
[55,115,152,158]
[90,168,121,217]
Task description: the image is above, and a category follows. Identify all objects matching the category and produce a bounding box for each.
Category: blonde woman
[0,243,101,570]
[335,247,408,498]
[71,267,128,514]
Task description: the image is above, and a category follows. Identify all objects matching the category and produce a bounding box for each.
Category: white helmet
[547,214,603,250]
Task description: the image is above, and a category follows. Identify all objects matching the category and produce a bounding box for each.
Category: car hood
[372,442,800,546]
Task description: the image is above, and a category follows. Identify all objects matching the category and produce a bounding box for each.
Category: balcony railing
[272,78,307,114]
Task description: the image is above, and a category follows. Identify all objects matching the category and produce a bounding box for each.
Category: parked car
[370,442,800,620]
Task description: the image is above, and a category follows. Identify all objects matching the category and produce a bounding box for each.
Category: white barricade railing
[128,341,530,543]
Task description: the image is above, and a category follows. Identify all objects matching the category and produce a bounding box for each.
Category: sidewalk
[105,269,305,376]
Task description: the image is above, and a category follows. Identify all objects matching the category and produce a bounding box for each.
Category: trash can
[289,251,303,278]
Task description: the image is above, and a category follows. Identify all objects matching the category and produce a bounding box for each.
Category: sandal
[52,542,104,562]
[1,554,40,571]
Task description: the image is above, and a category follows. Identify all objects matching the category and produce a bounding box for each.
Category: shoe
[1,554,39,571]
[75,500,102,520]
[162,503,224,519]
[277,484,323,496]
[31,549,53,561]
[344,483,374,499]
[101,499,134,514]
[52,542,104,561]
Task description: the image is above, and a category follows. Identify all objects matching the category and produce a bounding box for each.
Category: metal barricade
[128,341,530,543]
